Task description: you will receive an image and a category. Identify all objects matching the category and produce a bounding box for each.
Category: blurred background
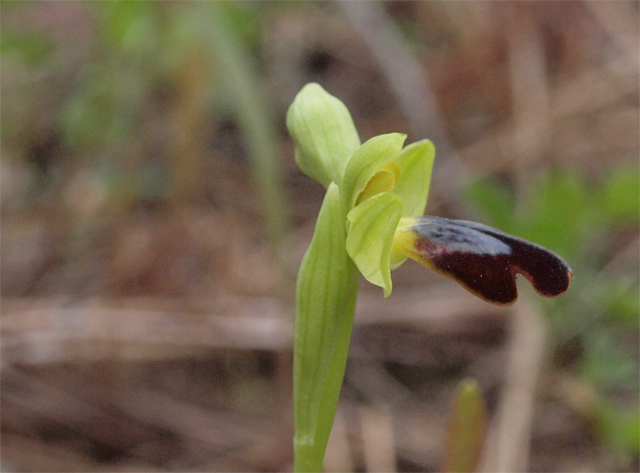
[1,2,638,471]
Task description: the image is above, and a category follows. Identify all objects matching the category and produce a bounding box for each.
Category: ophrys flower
[286,83,571,472]
[288,83,572,303]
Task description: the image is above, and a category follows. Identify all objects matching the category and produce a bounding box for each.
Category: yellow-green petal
[393,139,435,217]
[346,192,403,297]
[341,133,407,216]
[356,162,402,205]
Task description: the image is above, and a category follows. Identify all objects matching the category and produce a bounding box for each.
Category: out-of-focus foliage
[2,2,276,207]
[464,166,640,455]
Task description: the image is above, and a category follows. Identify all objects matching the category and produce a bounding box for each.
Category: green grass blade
[442,378,488,473]
[208,5,289,254]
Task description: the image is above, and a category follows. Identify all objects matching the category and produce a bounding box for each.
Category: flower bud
[286,83,360,188]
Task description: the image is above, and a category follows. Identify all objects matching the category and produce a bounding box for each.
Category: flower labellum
[393,216,574,305]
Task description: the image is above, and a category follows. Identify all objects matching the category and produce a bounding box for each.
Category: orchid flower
[286,83,572,472]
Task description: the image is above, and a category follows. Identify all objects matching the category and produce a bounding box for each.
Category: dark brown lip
[406,216,573,305]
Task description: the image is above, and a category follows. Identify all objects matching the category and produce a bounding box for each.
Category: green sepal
[294,182,360,472]
[393,139,435,217]
[346,192,403,297]
[341,133,407,217]
[286,83,361,188]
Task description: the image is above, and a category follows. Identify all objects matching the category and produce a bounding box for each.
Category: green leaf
[346,192,403,297]
[312,279,359,470]
[101,1,157,55]
[594,277,640,327]
[1,33,55,65]
[393,139,436,218]
[581,328,638,393]
[286,83,361,188]
[341,133,406,215]
[463,178,515,232]
[596,398,640,455]
[518,171,589,258]
[600,164,640,227]
[293,183,360,472]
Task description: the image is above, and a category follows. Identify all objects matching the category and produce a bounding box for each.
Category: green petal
[341,133,407,216]
[346,192,403,297]
[286,83,361,188]
[393,139,435,217]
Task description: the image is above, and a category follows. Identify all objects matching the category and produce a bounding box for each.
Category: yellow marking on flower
[356,162,402,205]
[389,247,408,267]
[391,218,435,269]
[392,223,415,256]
